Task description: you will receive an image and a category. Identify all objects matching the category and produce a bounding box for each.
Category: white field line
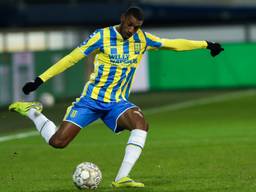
[0,90,255,143]
[0,131,38,142]
[144,89,256,115]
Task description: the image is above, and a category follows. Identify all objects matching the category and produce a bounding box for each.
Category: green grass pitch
[0,90,256,192]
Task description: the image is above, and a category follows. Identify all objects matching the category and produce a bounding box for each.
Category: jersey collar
[113,25,141,42]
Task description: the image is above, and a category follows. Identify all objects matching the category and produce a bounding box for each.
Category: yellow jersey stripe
[98,66,117,101]
[124,68,136,99]
[119,67,136,100]
[110,26,117,54]
[103,27,110,54]
[110,67,128,102]
[115,67,131,101]
[80,29,103,56]
[87,64,104,98]
[81,81,90,97]
[38,26,207,103]
[91,65,112,100]
[102,27,124,102]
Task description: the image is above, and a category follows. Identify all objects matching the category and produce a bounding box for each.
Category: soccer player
[9,6,224,188]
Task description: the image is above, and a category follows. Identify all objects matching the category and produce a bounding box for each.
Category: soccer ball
[72,162,102,189]
[39,92,55,107]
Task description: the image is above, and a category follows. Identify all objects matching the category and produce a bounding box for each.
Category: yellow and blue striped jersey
[39,25,207,103]
[78,26,165,102]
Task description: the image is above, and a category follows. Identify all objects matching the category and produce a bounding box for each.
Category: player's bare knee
[135,120,149,132]
[132,110,148,131]
[144,121,149,132]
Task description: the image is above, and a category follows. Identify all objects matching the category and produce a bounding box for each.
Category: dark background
[1,0,256,28]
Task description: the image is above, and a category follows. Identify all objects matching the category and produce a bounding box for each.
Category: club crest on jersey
[71,110,77,118]
[134,43,141,54]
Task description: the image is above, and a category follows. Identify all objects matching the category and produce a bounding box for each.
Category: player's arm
[145,32,224,57]
[40,48,85,82]
[162,39,224,57]
[22,30,102,95]
[161,39,207,51]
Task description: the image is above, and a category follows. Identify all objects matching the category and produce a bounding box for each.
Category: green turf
[0,90,234,135]
[1,91,256,191]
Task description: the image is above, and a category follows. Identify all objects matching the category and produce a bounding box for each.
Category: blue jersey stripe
[146,36,162,48]
[111,67,128,100]
[98,66,117,100]
[119,67,136,100]
[123,40,129,54]
[133,33,140,42]
[133,33,140,54]
[94,65,105,84]
[99,29,104,52]
[110,27,117,54]
[87,65,104,97]
[125,70,136,99]
[86,84,94,98]
[84,42,100,55]
[82,27,149,102]
[83,29,103,56]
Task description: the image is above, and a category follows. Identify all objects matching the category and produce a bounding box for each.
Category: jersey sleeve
[78,29,103,56]
[161,39,207,51]
[39,47,85,82]
[145,32,207,51]
[38,29,103,82]
[145,32,164,51]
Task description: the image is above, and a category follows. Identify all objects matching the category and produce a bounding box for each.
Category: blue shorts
[63,96,137,133]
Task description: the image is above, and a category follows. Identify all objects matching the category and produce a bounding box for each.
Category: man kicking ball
[9,6,224,188]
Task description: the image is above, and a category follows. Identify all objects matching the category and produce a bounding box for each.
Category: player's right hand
[22,77,43,95]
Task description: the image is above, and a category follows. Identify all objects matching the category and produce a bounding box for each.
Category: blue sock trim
[127,143,143,150]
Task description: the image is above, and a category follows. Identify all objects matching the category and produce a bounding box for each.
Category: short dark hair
[124,6,144,21]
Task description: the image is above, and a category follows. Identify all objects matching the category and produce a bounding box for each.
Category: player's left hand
[206,41,224,57]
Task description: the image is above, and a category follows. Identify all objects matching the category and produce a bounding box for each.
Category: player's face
[120,14,143,39]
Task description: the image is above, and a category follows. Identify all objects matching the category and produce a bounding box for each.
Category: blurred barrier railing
[1,43,256,107]
[148,43,256,90]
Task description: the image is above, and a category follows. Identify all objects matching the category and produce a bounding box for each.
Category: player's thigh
[117,107,148,131]
[49,121,81,147]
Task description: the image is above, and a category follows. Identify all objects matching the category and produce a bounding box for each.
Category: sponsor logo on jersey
[109,54,137,65]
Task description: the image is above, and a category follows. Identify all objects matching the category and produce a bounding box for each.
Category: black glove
[206,41,224,57]
[22,77,43,95]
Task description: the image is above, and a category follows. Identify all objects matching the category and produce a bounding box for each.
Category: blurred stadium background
[1,0,256,191]
[1,0,256,106]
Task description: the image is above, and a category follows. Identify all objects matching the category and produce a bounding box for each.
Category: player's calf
[49,121,81,149]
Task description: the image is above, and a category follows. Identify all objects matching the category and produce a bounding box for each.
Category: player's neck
[116,25,121,34]
[115,25,128,40]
